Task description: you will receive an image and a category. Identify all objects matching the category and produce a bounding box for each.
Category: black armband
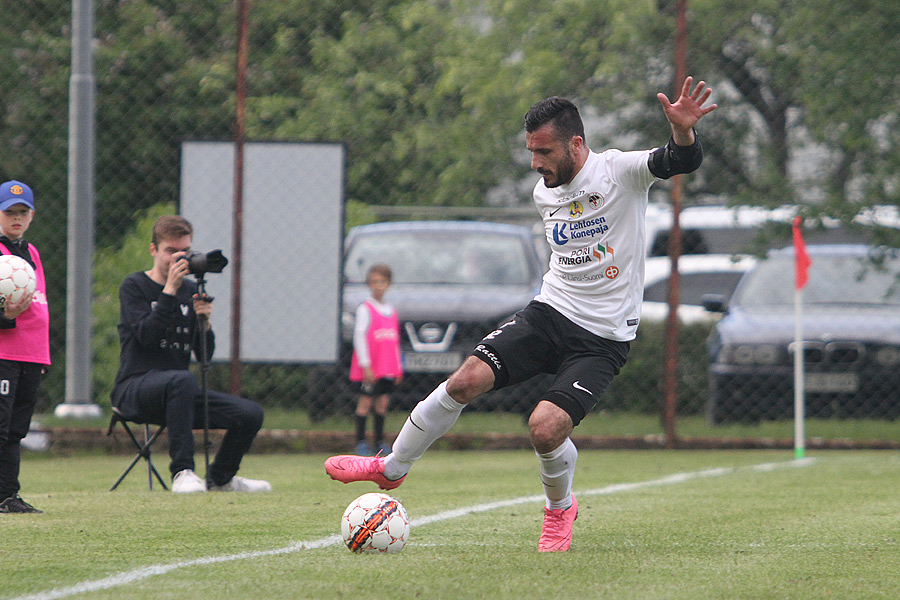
[647,130,703,180]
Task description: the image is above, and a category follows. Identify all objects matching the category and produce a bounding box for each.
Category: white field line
[10,458,815,600]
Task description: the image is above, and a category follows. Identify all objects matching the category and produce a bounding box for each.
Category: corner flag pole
[792,216,811,459]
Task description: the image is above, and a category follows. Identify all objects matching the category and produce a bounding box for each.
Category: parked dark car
[308,221,548,419]
[704,245,900,424]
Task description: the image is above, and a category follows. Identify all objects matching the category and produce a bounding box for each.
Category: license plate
[403,351,463,373]
[805,372,859,393]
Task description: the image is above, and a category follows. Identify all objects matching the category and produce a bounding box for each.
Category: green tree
[642,1,900,213]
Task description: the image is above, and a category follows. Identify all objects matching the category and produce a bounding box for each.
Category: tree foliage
[1,1,898,404]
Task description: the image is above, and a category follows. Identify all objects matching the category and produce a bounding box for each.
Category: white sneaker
[172,469,207,493]
[208,476,272,493]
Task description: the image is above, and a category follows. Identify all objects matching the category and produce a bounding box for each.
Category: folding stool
[106,406,169,491]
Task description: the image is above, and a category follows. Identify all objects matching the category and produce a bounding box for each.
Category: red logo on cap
[10,185,23,195]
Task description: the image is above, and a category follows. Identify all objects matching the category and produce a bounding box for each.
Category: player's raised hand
[657,76,717,144]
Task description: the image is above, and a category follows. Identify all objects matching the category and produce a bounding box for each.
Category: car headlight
[721,344,782,366]
[874,346,900,366]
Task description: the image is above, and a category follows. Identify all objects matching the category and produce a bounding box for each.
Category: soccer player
[326,77,717,551]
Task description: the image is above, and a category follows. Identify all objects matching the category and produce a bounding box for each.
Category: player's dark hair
[367,263,393,283]
[524,97,585,143]
[152,215,193,245]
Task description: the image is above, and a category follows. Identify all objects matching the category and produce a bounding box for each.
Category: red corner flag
[792,216,811,290]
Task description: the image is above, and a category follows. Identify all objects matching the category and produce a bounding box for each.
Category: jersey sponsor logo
[605,266,620,279]
[627,318,639,326]
[548,206,564,217]
[180,304,190,316]
[559,189,586,203]
[552,222,569,245]
[559,246,595,266]
[558,272,604,282]
[373,329,400,342]
[558,254,592,265]
[569,201,583,218]
[587,192,604,209]
[593,242,614,261]
[569,216,609,239]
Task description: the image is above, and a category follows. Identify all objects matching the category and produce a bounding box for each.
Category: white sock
[383,381,465,480]
[537,438,577,510]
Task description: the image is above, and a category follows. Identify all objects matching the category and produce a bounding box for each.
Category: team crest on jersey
[587,192,604,209]
[569,201,583,218]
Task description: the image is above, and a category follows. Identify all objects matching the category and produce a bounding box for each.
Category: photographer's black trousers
[112,370,263,486]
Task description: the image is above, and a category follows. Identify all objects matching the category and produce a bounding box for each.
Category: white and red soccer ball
[0,255,36,306]
[340,492,410,554]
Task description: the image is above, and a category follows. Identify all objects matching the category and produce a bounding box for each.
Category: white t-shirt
[533,148,658,341]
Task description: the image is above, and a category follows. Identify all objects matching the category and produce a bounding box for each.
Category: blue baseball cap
[0,180,35,211]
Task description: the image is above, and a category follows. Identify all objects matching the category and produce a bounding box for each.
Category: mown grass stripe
[10,458,816,600]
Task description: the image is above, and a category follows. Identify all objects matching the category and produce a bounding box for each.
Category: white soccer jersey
[533,148,658,341]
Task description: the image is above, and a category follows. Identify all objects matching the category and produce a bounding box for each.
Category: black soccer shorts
[471,301,629,426]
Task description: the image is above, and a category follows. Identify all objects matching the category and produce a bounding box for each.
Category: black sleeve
[119,277,182,350]
[647,130,703,180]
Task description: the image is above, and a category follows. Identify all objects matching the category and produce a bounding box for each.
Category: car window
[345,231,533,285]
[734,254,900,307]
[643,271,747,306]
[649,225,873,257]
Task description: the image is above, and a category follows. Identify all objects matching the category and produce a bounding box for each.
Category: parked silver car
[704,245,900,423]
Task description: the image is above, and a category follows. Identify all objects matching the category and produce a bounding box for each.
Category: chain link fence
[5,2,900,445]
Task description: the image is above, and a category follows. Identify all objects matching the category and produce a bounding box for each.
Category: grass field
[4,450,900,599]
[33,408,900,444]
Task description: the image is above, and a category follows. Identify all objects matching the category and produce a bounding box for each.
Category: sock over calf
[383,381,465,480]
[537,437,577,510]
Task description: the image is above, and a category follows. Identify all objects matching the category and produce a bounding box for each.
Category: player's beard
[544,146,576,189]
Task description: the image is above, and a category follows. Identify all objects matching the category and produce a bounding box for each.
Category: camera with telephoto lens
[186,249,228,275]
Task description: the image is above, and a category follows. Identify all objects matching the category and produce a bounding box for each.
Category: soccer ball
[340,492,410,554]
[0,255,36,306]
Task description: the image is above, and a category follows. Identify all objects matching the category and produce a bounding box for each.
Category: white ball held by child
[0,255,36,306]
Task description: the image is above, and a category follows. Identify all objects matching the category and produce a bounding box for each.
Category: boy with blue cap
[0,180,50,513]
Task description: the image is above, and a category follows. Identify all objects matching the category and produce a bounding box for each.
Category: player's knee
[446,359,493,403]
[528,402,572,453]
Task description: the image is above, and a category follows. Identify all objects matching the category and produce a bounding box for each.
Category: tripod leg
[145,424,153,490]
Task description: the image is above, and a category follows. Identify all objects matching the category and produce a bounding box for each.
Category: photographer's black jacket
[111,272,214,396]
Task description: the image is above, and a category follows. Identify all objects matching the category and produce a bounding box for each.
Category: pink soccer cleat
[538,494,578,552]
[325,454,406,490]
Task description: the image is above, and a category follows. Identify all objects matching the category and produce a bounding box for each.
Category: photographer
[111,215,270,493]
